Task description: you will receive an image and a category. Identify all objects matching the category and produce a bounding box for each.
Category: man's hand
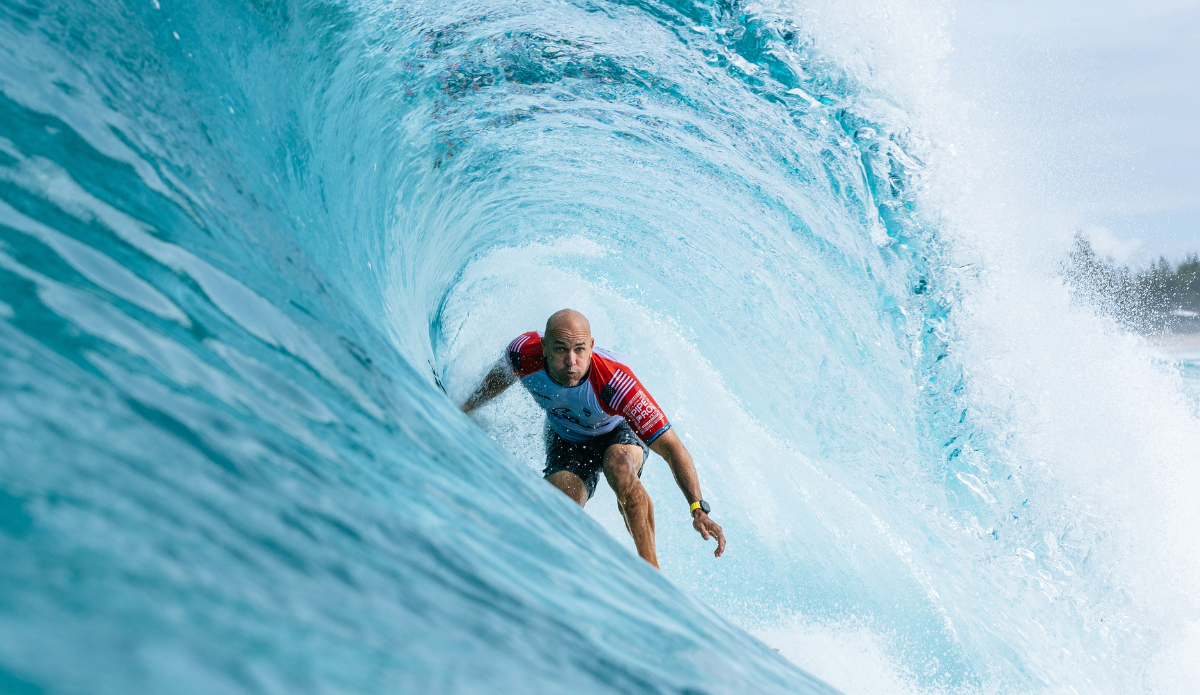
[692,511,726,558]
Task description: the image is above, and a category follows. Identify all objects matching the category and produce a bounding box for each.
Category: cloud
[1082,225,1143,263]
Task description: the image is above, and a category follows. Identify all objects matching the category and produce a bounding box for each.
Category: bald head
[545,309,591,341]
[543,309,594,387]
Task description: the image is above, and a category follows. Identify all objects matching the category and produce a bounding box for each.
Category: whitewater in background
[2,0,1199,693]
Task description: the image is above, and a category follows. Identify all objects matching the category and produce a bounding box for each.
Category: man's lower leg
[619,482,659,569]
[604,445,659,569]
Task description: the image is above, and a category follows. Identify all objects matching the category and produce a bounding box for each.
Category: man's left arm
[649,429,726,558]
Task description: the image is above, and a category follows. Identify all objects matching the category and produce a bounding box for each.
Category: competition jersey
[506,331,671,444]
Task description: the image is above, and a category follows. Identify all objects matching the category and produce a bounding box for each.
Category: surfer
[461,309,726,569]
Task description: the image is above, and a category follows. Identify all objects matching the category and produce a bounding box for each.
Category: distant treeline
[1061,234,1200,334]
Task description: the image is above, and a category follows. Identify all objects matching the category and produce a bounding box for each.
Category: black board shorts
[543,420,649,500]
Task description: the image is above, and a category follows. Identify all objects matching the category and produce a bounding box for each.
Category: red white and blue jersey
[506,331,672,444]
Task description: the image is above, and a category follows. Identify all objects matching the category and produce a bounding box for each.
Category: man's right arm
[460,358,517,413]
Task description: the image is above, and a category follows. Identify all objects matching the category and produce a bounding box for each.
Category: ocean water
[2,0,1199,693]
[1182,354,1200,409]
[1151,344,1200,418]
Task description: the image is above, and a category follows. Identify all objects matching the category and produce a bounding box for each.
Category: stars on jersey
[601,370,637,411]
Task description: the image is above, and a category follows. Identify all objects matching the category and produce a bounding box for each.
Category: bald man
[461,309,725,569]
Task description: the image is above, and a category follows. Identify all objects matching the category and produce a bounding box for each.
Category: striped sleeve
[505,332,544,377]
[593,355,671,444]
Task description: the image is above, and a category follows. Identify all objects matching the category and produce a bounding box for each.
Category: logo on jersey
[625,392,661,430]
[549,407,582,425]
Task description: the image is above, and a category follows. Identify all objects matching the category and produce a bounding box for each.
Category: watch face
[699,500,711,514]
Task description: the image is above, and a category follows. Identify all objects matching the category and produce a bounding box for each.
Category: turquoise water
[1160,348,1200,415]
[1183,356,1200,404]
[3,0,1199,693]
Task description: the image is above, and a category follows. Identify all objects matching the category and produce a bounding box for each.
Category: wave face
[2,0,1199,693]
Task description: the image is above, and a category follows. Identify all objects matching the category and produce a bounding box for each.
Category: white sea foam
[798,0,1200,690]
[754,615,960,695]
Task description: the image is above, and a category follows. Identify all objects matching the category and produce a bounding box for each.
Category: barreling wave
[2,0,1198,693]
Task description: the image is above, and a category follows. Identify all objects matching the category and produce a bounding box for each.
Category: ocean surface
[1154,341,1200,419]
[2,0,1199,693]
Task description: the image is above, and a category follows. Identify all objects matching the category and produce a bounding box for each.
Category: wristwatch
[689,500,711,516]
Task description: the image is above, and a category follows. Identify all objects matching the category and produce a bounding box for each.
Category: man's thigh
[546,469,588,507]
[543,425,606,500]
[602,443,647,494]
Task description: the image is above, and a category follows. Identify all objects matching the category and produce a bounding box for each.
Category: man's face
[544,323,593,387]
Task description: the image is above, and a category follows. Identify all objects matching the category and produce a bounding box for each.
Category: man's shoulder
[506,331,543,377]
[588,348,668,440]
[591,347,630,369]
[588,348,638,393]
[507,331,542,353]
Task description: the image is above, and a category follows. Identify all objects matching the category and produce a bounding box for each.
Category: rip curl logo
[549,407,582,425]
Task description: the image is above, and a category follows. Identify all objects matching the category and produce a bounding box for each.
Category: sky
[947,0,1200,268]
